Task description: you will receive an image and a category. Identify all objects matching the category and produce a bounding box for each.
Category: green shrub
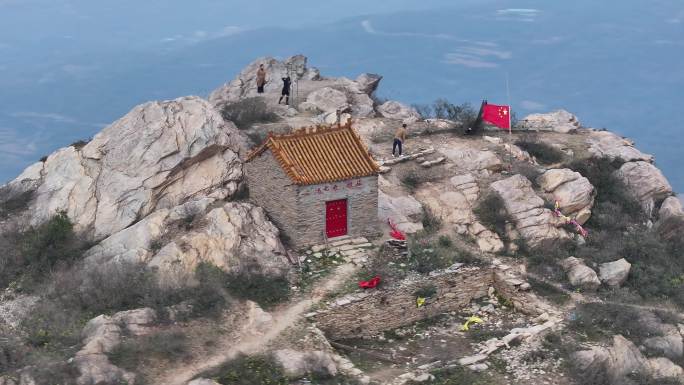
[192,262,230,317]
[515,139,565,164]
[401,171,421,192]
[527,276,570,305]
[210,354,288,385]
[0,190,33,218]
[474,193,512,241]
[221,98,280,130]
[109,330,190,371]
[70,139,90,149]
[438,235,452,248]
[567,157,644,226]
[569,303,662,343]
[225,264,290,309]
[421,206,442,234]
[414,364,493,385]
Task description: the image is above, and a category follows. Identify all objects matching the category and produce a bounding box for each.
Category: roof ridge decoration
[246,118,380,185]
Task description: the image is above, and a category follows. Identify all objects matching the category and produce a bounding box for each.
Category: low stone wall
[313,267,494,340]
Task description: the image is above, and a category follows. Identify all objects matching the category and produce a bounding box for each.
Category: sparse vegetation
[108,330,191,371]
[515,138,565,164]
[225,263,290,309]
[408,232,478,274]
[413,284,437,298]
[421,206,442,234]
[473,193,512,242]
[414,364,497,385]
[220,97,280,130]
[70,138,91,149]
[527,276,570,305]
[208,354,289,385]
[0,190,34,219]
[412,99,478,129]
[568,303,663,343]
[0,211,88,291]
[401,171,421,192]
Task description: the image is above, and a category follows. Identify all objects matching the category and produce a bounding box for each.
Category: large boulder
[208,55,320,106]
[1,96,243,241]
[519,109,581,133]
[376,101,421,123]
[616,161,672,216]
[644,333,684,361]
[586,131,654,163]
[655,196,684,240]
[573,335,657,385]
[438,143,504,174]
[299,87,349,114]
[74,308,156,385]
[659,196,683,219]
[537,168,595,224]
[598,258,631,288]
[84,201,288,280]
[378,190,424,234]
[272,349,338,379]
[490,175,569,247]
[355,73,382,94]
[560,257,601,291]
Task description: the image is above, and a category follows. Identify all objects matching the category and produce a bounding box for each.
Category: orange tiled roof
[246,121,380,185]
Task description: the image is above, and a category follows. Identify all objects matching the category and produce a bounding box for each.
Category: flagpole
[506,71,512,171]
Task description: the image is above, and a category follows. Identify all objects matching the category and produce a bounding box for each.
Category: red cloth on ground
[359,275,381,289]
[387,219,406,240]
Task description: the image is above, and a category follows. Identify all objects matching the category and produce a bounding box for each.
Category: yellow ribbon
[460,316,484,331]
[416,297,426,308]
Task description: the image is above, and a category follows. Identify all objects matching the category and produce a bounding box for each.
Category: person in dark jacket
[278,76,291,105]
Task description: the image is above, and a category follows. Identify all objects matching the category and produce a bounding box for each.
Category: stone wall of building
[313,267,494,340]
[245,152,299,244]
[296,175,380,247]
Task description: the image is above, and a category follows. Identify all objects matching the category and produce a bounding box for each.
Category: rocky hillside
[1,55,683,385]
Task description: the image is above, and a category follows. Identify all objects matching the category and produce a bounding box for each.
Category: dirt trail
[159,263,358,385]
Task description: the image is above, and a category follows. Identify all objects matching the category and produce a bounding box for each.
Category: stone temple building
[245,121,380,248]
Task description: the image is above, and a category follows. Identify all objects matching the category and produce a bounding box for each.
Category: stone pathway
[304,236,376,266]
[376,147,446,173]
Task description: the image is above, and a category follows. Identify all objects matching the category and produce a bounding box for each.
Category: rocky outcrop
[598,258,631,288]
[378,189,424,233]
[490,175,569,247]
[438,143,504,175]
[187,380,221,385]
[376,101,421,123]
[519,110,581,133]
[74,308,156,385]
[573,335,684,384]
[355,73,382,95]
[560,257,601,290]
[85,200,288,280]
[2,96,243,241]
[272,349,338,379]
[644,334,684,361]
[416,174,503,253]
[537,168,595,224]
[616,161,672,216]
[656,196,684,241]
[299,87,350,114]
[208,55,320,106]
[586,131,654,163]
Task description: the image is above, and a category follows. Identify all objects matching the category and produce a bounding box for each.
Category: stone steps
[305,237,374,266]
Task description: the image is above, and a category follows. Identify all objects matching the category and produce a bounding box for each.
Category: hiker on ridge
[256,64,266,93]
[393,123,407,157]
[278,76,291,105]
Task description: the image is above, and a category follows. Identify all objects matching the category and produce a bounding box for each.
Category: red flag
[482,103,511,129]
[387,218,406,240]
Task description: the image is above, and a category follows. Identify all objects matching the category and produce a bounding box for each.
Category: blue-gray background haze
[1,0,683,192]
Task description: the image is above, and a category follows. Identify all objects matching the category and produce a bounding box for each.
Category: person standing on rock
[393,123,407,157]
[256,64,266,93]
[278,76,291,105]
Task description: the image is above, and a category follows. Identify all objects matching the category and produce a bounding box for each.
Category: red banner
[482,103,511,129]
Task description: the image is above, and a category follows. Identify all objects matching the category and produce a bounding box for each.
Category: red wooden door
[326,199,348,238]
